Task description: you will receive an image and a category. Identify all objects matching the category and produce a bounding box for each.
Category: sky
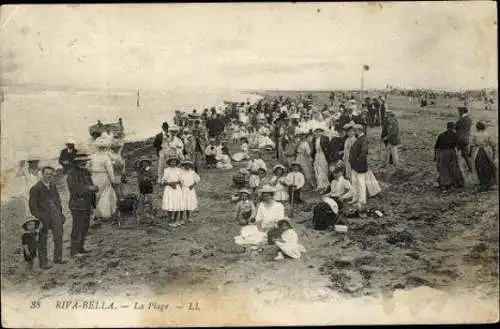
[0,2,497,91]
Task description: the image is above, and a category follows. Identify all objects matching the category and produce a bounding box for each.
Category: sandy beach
[1,92,498,326]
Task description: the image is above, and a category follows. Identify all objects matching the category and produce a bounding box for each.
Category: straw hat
[290,113,300,120]
[66,137,76,145]
[272,164,286,173]
[181,160,194,167]
[135,156,152,167]
[26,154,41,162]
[166,157,180,165]
[313,124,326,132]
[73,150,91,162]
[290,161,302,169]
[169,124,180,132]
[22,216,40,231]
[259,185,276,194]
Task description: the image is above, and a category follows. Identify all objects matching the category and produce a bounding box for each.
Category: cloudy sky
[0,2,497,90]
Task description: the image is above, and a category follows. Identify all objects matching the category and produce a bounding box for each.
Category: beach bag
[366,170,382,197]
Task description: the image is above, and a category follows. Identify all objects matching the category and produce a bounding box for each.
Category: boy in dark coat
[21,217,40,271]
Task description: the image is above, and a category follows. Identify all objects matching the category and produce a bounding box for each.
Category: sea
[0,86,262,199]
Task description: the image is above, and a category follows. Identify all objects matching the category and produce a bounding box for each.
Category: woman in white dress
[90,138,117,220]
[312,125,330,191]
[108,141,126,203]
[234,185,285,246]
[295,130,315,189]
[179,160,200,223]
[160,157,183,227]
[17,155,41,217]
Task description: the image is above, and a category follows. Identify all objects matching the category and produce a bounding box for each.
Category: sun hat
[181,160,194,167]
[272,164,286,173]
[290,161,302,168]
[22,216,40,231]
[290,113,300,120]
[239,188,251,195]
[135,156,153,167]
[313,124,326,132]
[66,137,76,145]
[259,185,276,194]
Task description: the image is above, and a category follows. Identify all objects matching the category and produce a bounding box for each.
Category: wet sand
[1,93,498,326]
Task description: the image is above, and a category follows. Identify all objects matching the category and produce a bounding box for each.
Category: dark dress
[434,130,465,188]
[312,201,339,230]
[22,232,38,262]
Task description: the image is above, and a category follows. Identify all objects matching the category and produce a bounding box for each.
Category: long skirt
[313,202,339,230]
[162,186,183,211]
[475,147,497,187]
[181,186,198,211]
[436,149,465,188]
[92,172,117,219]
[194,151,204,172]
[314,151,330,190]
[296,153,315,188]
[351,170,367,206]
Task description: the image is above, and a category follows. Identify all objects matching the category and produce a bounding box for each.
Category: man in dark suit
[67,152,98,257]
[349,124,369,211]
[153,122,169,156]
[455,106,473,172]
[29,166,67,269]
[58,139,78,174]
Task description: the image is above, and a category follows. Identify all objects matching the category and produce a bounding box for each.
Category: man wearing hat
[29,166,67,268]
[58,138,78,175]
[67,151,98,256]
[153,122,170,157]
[455,106,473,172]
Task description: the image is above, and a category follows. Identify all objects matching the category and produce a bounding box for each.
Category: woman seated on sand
[234,185,285,246]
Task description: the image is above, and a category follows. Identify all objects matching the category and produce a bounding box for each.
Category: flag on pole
[363,64,370,71]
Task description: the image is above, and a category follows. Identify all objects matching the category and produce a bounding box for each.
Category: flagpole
[360,65,365,102]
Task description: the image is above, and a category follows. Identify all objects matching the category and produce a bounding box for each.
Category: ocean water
[0,87,262,199]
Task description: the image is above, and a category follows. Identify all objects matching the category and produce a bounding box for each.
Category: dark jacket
[29,181,65,228]
[58,148,78,174]
[327,136,345,163]
[434,130,458,150]
[311,135,330,161]
[153,132,166,156]
[67,166,96,212]
[349,134,369,173]
[455,115,472,146]
[386,118,401,145]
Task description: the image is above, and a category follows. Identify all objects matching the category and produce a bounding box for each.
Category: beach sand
[1,93,498,326]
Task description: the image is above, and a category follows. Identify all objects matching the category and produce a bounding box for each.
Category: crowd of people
[16,92,497,270]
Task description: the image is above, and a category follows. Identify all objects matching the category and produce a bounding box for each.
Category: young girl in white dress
[269,164,289,203]
[160,157,183,227]
[272,219,307,260]
[179,160,200,223]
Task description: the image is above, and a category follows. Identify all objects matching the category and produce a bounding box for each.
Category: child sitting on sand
[269,164,289,203]
[233,189,256,225]
[21,217,40,272]
[271,219,306,260]
[216,147,233,170]
[231,137,250,162]
[250,167,268,193]
[205,138,218,169]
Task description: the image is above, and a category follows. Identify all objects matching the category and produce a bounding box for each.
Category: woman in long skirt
[295,132,315,189]
[434,122,465,190]
[90,138,117,220]
[470,121,497,190]
[313,127,330,192]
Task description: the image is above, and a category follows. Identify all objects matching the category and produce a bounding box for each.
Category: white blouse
[255,201,285,231]
[285,172,305,189]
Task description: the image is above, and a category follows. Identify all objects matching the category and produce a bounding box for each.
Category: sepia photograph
[1,2,498,327]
